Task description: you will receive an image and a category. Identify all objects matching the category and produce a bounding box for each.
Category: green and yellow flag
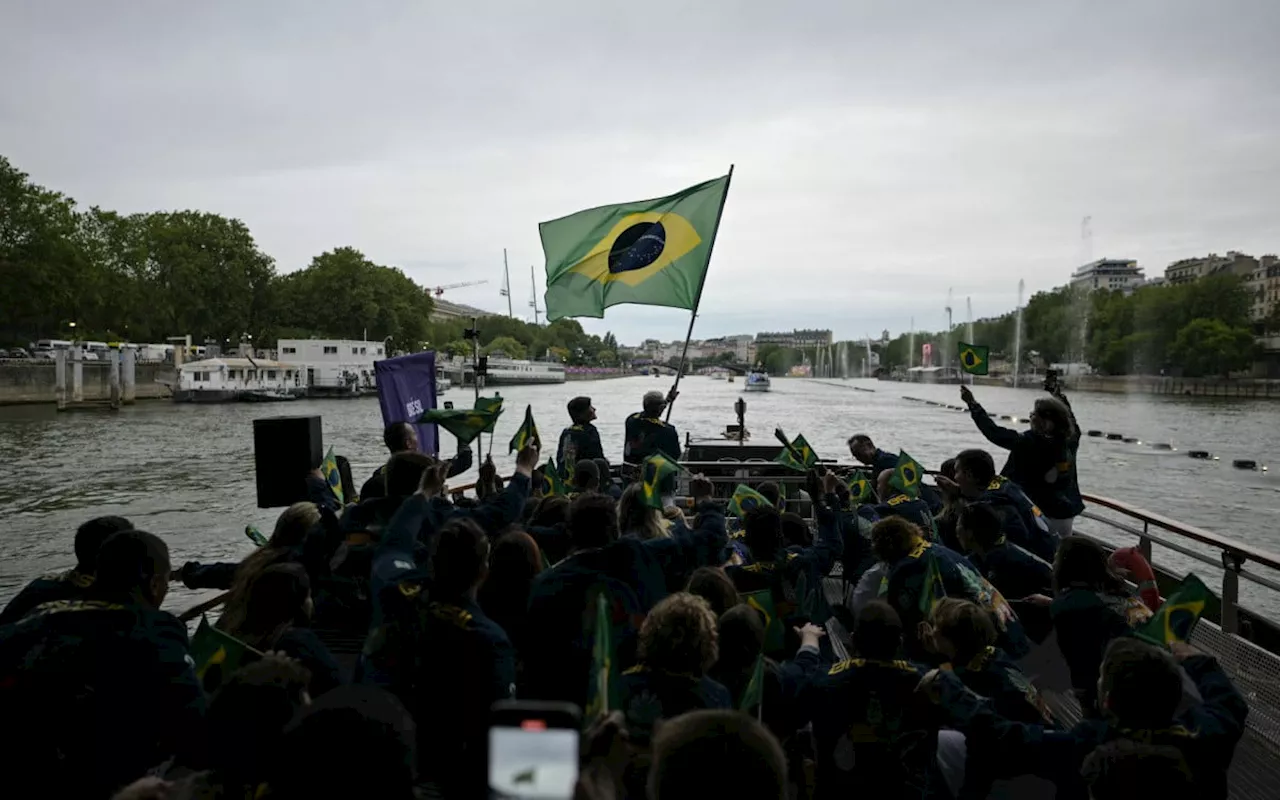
[585,592,618,720]
[919,549,947,615]
[541,175,731,321]
[539,458,566,496]
[321,446,344,505]
[190,615,260,694]
[1137,574,1211,647]
[640,452,680,510]
[508,404,541,454]
[743,589,784,653]
[889,450,923,498]
[244,525,269,548]
[418,408,500,445]
[739,653,766,719]
[958,342,990,376]
[474,393,504,433]
[847,470,876,504]
[773,434,819,472]
[729,484,773,517]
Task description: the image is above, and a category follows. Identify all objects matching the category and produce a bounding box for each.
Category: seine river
[2,376,1277,615]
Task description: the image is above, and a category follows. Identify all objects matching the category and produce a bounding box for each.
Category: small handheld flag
[846,471,876,504]
[244,525,269,548]
[640,453,680,510]
[919,549,947,615]
[739,653,766,719]
[729,484,773,517]
[958,342,990,376]
[508,404,541,454]
[1137,574,1211,647]
[474,393,504,433]
[190,615,261,694]
[585,592,617,720]
[773,431,818,473]
[743,589,784,653]
[418,408,501,445]
[321,446,344,505]
[889,450,923,498]
[538,458,566,496]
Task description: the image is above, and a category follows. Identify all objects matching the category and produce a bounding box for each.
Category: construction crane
[432,280,488,297]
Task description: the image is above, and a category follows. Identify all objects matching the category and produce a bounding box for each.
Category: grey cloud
[3,1,1277,344]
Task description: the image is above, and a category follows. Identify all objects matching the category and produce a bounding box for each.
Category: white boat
[482,358,566,386]
[744,368,771,392]
[173,358,303,403]
[277,338,383,397]
[436,372,452,395]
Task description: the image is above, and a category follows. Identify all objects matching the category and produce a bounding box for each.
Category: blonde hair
[219,502,320,632]
[930,597,996,663]
[639,592,719,675]
[619,484,671,540]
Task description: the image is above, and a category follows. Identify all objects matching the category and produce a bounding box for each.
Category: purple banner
[374,351,438,455]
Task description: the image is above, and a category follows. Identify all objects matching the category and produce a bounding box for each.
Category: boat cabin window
[360,347,367,354]
[282,347,296,354]
[268,370,277,379]
[228,370,239,379]
[324,346,337,354]
[376,347,384,356]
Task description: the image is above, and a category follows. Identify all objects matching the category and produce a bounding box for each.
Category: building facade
[277,338,384,392]
[755,328,834,348]
[1069,259,1146,294]
[1164,251,1258,286]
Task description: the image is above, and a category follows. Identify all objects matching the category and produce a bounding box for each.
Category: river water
[2,376,1278,615]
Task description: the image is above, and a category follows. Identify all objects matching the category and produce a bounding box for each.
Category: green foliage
[1168,318,1256,377]
[484,335,527,359]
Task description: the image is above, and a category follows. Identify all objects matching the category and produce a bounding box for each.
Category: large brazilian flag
[540,175,731,321]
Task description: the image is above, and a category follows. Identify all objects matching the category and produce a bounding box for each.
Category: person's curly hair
[638,592,719,676]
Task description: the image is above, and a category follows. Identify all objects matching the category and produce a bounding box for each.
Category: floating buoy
[1233,459,1258,471]
[1188,450,1211,459]
[1106,433,1124,440]
[1150,443,1175,451]
[1087,430,1103,437]
[1123,437,1141,444]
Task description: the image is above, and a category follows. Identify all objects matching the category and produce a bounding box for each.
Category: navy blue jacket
[969,540,1053,602]
[623,411,681,464]
[618,666,732,746]
[556,422,605,466]
[969,403,1084,519]
[873,493,935,534]
[0,568,94,625]
[976,478,1058,563]
[0,596,206,797]
[520,501,728,707]
[1051,587,1152,710]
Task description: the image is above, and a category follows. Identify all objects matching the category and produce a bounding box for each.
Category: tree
[441,339,472,358]
[1169,318,1256,378]
[484,336,527,359]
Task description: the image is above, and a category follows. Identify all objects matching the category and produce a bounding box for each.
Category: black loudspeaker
[253,415,323,509]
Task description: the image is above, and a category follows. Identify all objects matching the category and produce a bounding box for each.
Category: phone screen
[488,719,579,799]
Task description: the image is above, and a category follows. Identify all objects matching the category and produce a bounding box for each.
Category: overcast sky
[4,2,1278,345]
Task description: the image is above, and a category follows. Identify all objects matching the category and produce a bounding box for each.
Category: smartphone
[489,701,581,799]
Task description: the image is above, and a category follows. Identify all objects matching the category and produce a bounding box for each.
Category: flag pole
[665,164,734,422]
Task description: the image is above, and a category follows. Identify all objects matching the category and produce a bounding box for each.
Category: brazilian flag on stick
[958,342,990,376]
[889,450,924,499]
[585,592,619,720]
[539,459,566,496]
[508,404,541,454]
[847,471,876,504]
[541,173,732,321]
[1137,573,1211,647]
[729,484,773,517]
[739,653,766,720]
[418,408,500,445]
[474,393,504,433]
[190,615,261,694]
[743,589,784,653]
[773,433,818,473]
[640,453,681,510]
[321,446,344,505]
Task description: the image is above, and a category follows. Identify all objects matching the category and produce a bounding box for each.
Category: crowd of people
[0,385,1251,799]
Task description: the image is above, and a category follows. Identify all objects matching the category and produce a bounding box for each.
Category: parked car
[5,348,30,359]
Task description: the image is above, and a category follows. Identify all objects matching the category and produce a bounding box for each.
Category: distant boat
[744,368,771,392]
[240,389,297,403]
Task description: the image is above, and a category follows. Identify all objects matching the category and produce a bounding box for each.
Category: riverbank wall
[0,361,173,405]
[565,369,637,382]
[1067,375,1280,398]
